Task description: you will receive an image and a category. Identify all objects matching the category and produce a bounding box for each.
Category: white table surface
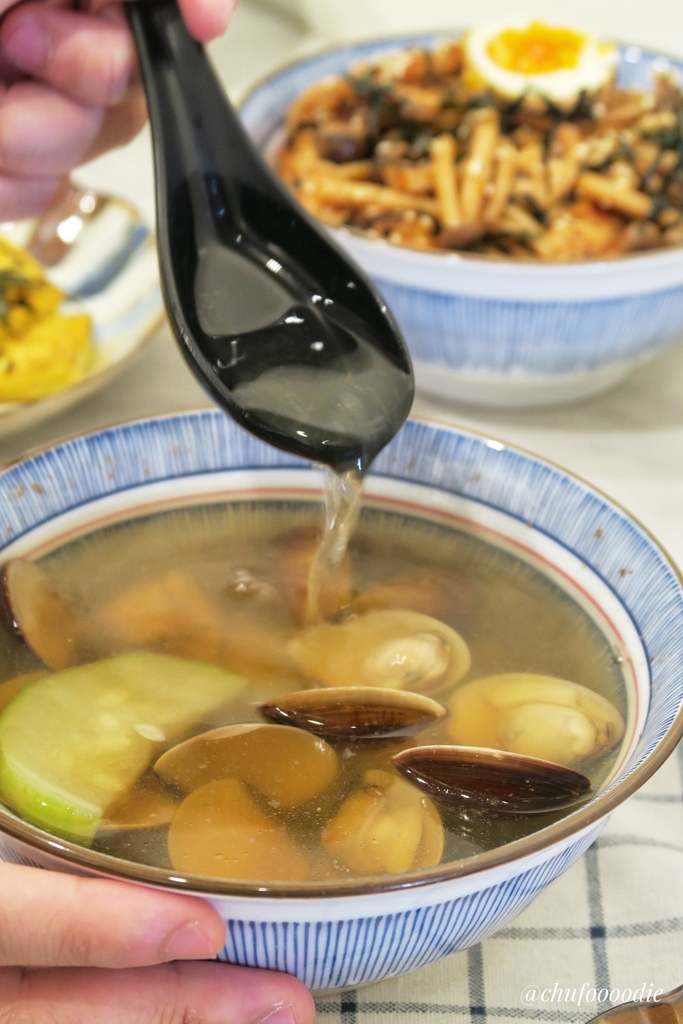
[0,4,680,1017]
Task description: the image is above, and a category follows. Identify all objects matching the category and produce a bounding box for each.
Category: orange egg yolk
[486,23,586,75]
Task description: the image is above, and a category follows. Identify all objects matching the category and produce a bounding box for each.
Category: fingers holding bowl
[0,863,226,969]
[0,961,316,1024]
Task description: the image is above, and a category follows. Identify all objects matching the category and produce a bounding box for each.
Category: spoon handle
[127,0,257,313]
[128,0,342,268]
[127,0,269,214]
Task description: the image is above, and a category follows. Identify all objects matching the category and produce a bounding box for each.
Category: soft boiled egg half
[463,18,618,110]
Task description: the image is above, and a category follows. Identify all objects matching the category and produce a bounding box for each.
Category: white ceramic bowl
[0,410,681,991]
[240,37,683,408]
[0,186,163,436]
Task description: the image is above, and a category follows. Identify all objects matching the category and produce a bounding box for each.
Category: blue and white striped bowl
[0,410,681,991]
[240,38,683,408]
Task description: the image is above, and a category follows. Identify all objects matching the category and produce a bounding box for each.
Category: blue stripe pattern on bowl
[217,824,602,989]
[375,278,683,371]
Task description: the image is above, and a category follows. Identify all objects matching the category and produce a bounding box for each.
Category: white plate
[0,186,164,438]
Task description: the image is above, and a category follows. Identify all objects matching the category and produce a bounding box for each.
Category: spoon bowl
[127,0,414,473]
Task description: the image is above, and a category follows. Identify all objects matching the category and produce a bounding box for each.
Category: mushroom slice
[0,558,80,669]
[348,570,470,623]
[168,778,311,882]
[289,610,471,693]
[392,745,592,815]
[100,773,179,832]
[446,673,625,767]
[86,571,295,682]
[154,722,338,808]
[272,525,352,625]
[259,686,446,739]
[321,768,444,875]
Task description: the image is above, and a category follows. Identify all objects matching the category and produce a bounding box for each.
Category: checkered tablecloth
[315,741,683,1023]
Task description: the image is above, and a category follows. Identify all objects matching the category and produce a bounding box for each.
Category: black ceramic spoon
[127,0,414,474]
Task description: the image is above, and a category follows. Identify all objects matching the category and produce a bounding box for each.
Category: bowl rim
[0,407,681,900]
[238,30,683,280]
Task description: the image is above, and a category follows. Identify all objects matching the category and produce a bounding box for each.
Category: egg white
[463,17,618,107]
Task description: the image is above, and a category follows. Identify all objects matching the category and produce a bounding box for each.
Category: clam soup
[0,495,628,884]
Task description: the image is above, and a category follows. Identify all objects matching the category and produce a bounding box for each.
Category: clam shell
[259,685,447,738]
[446,673,625,767]
[154,721,339,807]
[320,768,444,875]
[392,744,592,815]
[0,558,80,670]
[288,609,471,693]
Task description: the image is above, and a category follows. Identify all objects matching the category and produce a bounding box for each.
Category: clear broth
[0,497,627,881]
